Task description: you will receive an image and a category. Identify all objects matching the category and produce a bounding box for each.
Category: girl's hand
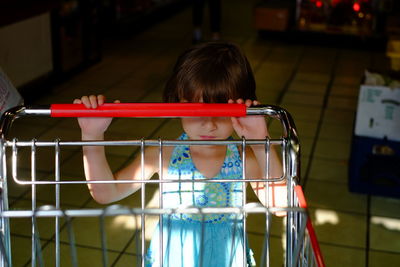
[73,95,120,138]
[229,99,269,139]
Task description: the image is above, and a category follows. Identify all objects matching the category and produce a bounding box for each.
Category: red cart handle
[50,103,247,118]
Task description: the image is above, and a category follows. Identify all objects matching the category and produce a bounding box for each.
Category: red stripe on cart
[295,185,326,267]
[50,103,247,117]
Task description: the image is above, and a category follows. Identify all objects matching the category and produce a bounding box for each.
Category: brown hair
[163,42,256,103]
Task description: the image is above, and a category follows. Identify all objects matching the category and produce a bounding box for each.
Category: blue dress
[145,133,255,267]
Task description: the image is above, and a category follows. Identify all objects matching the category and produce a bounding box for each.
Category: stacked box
[349,82,400,198]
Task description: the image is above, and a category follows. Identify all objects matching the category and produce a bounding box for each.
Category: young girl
[74,42,286,267]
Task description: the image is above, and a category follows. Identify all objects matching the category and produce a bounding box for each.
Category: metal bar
[64,214,78,267]
[0,139,11,267]
[31,139,37,267]
[265,138,270,267]
[2,104,299,141]
[5,139,284,147]
[55,140,61,267]
[241,137,247,267]
[140,139,145,267]
[11,177,285,186]
[158,139,164,267]
[292,213,308,266]
[1,206,304,218]
[285,137,293,267]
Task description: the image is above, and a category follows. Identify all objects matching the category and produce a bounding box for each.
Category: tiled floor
[2,1,400,266]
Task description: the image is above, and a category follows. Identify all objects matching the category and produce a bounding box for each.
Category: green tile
[37,124,82,143]
[330,84,360,97]
[32,175,92,207]
[5,121,50,140]
[308,157,349,184]
[323,108,356,126]
[105,141,139,158]
[294,72,331,84]
[287,80,327,95]
[60,150,127,175]
[333,75,363,87]
[369,250,400,267]
[58,216,137,251]
[305,179,367,214]
[5,168,50,198]
[370,216,400,253]
[281,92,325,107]
[309,207,367,248]
[314,138,351,160]
[111,253,140,266]
[248,234,285,267]
[102,81,154,102]
[319,243,365,267]
[298,137,313,157]
[108,118,165,139]
[370,196,400,219]
[319,121,353,142]
[256,89,281,104]
[327,95,358,111]
[151,119,183,139]
[8,199,63,239]
[293,120,319,139]
[9,235,34,266]
[300,156,309,180]
[279,104,322,123]
[41,241,120,267]
[5,145,78,173]
[246,212,286,239]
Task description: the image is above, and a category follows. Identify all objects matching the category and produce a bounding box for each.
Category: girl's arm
[230,99,287,209]
[75,95,159,204]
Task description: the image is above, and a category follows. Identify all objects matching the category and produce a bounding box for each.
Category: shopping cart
[0,103,325,267]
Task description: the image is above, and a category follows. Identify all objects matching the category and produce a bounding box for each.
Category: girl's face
[181,116,234,140]
[180,97,234,140]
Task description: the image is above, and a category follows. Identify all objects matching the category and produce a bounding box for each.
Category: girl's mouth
[200,135,216,140]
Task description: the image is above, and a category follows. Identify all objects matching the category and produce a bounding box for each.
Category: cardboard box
[350,81,400,198]
[254,7,290,31]
[354,85,400,142]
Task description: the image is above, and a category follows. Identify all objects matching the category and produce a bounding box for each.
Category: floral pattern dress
[145,133,255,267]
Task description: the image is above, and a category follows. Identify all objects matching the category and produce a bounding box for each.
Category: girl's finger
[244,99,252,107]
[253,100,260,106]
[81,96,90,108]
[228,99,234,104]
[88,95,98,108]
[73,99,82,104]
[231,117,240,129]
[97,95,105,105]
[114,100,121,103]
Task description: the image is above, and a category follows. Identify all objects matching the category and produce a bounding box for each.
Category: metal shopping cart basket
[0,103,325,267]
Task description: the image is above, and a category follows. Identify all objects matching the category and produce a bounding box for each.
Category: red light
[316,1,323,8]
[353,2,361,12]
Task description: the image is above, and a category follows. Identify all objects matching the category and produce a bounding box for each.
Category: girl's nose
[202,117,217,130]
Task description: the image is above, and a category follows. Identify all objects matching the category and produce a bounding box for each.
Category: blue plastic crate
[349,135,400,198]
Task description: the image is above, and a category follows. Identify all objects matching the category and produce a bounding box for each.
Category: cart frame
[0,104,324,267]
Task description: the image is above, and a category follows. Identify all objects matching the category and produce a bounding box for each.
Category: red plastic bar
[50,103,247,118]
[295,185,326,267]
